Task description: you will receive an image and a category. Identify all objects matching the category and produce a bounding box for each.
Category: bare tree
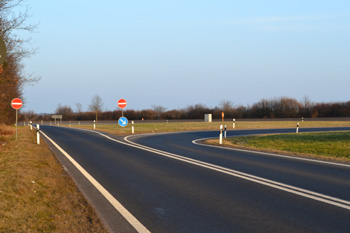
[75,103,83,113]
[152,105,167,119]
[0,0,39,124]
[219,100,234,112]
[89,95,103,122]
[55,104,73,120]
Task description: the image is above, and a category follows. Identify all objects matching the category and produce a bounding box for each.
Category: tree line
[20,97,350,122]
[0,0,39,124]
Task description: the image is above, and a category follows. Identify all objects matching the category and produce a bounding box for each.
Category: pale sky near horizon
[18,0,350,113]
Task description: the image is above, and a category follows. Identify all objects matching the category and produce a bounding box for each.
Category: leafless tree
[152,105,167,119]
[75,103,83,113]
[55,104,73,120]
[89,94,103,122]
[219,100,234,112]
[0,0,39,124]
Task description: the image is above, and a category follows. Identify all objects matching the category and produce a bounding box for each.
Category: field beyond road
[0,125,107,232]
[206,131,350,163]
[69,120,350,135]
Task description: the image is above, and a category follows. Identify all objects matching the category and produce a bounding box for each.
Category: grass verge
[0,125,108,232]
[205,131,350,163]
[72,120,350,136]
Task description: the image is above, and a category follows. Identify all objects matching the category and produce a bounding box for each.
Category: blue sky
[19,0,350,113]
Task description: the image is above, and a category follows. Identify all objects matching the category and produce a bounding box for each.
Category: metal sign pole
[15,109,18,140]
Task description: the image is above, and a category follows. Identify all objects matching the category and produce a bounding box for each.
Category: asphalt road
[40,126,350,233]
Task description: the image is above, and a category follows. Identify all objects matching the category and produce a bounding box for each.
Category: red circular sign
[117,99,127,109]
[11,98,23,109]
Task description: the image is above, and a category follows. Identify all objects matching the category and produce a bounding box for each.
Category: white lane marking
[48,127,350,210]
[122,135,350,210]
[40,131,150,233]
[192,137,350,168]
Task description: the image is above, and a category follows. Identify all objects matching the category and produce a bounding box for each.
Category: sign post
[51,115,62,125]
[117,99,127,116]
[117,98,128,127]
[11,98,23,140]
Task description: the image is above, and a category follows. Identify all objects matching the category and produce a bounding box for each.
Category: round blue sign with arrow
[118,117,128,127]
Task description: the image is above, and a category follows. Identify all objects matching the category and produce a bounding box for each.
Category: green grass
[221,131,350,160]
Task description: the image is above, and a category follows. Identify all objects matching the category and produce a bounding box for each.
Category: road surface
[40,126,350,233]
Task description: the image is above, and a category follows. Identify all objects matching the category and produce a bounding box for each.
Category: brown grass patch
[0,126,108,232]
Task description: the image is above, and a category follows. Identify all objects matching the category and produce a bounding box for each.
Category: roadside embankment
[0,125,108,232]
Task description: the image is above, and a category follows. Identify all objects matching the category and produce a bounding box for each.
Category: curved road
[40,126,350,233]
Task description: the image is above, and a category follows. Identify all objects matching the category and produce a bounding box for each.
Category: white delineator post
[224,125,227,138]
[93,120,96,129]
[30,121,32,130]
[296,122,299,133]
[36,124,40,144]
[219,125,223,145]
[132,121,134,134]
[233,118,236,129]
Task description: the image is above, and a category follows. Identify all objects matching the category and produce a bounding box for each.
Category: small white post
[50,121,52,126]
[69,121,71,127]
[233,118,236,129]
[93,120,96,129]
[302,117,304,122]
[30,121,32,130]
[296,122,299,133]
[132,121,134,134]
[36,124,40,145]
[219,125,223,145]
[41,120,43,125]
[224,125,227,138]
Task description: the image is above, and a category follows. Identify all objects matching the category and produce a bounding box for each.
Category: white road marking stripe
[51,127,350,211]
[40,131,150,233]
[125,134,350,210]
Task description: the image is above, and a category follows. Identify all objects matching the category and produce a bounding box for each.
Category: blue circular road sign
[118,117,128,127]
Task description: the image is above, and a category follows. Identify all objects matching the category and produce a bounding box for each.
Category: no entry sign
[11,98,23,109]
[11,98,22,140]
[117,99,127,109]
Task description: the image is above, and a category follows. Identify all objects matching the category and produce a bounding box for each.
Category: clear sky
[19,0,350,113]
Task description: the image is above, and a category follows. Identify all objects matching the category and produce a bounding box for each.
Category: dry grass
[70,120,350,136]
[0,125,108,232]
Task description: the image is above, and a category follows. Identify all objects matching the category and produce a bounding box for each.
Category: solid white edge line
[47,126,350,210]
[40,130,150,233]
[122,134,350,210]
[192,137,350,168]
